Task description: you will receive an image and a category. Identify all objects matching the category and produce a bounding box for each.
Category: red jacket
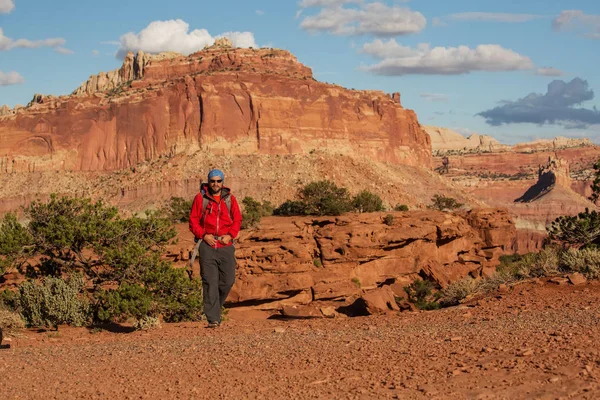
[188,184,242,248]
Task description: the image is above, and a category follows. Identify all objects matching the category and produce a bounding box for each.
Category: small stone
[498,284,509,293]
[449,336,463,342]
[518,349,534,357]
[549,377,560,383]
[274,327,286,333]
[567,273,587,286]
[548,277,568,285]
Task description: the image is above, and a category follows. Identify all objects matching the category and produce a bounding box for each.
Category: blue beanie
[208,169,225,180]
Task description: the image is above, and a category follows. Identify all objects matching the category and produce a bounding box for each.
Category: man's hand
[204,234,217,246]
[220,235,232,245]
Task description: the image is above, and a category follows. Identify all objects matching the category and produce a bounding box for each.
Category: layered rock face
[424,125,508,154]
[175,209,515,310]
[0,46,431,174]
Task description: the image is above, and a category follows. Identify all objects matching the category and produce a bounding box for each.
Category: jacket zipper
[215,199,220,249]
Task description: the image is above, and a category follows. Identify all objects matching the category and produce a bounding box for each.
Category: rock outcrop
[515,157,571,203]
[424,126,508,154]
[177,209,515,311]
[426,125,592,156]
[0,46,431,173]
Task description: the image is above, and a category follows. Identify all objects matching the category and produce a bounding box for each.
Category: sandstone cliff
[0,45,431,174]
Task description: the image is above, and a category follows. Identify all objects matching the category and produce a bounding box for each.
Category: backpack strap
[200,189,233,225]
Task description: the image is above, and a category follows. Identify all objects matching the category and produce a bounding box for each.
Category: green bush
[141,260,203,323]
[95,283,154,323]
[300,181,352,216]
[0,213,33,275]
[352,191,385,213]
[549,209,600,248]
[273,181,355,216]
[95,258,203,324]
[383,214,394,226]
[404,279,440,310]
[428,194,464,211]
[18,274,90,328]
[162,197,193,223]
[1,194,201,328]
[241,197,274,230]
[394,204,409,211]
[273,200,306,216]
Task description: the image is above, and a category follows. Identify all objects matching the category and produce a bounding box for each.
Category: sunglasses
[209,179,222,183]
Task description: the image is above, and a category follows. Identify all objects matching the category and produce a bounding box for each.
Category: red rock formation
[175,209,515,309]
[0,46,431,173]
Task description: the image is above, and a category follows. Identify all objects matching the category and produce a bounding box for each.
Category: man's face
[209,177,223,194]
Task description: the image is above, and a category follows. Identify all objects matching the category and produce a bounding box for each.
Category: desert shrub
[298,180,352,216]
[428,194,464,211]
[497,247,560,279]
[0,289,19,311]
[273,200,307,216]
[383,214,394,226]
[241,197,274,229]
[404,279,440,310]
[162,197,193,223]
[18,274,90,328]
[95,258,203,324]
[351,277,361,288]
[134,316,161,330]
[313,258,323,267]
[0,213,33,275]
[352,191,385,213]
[549,209,600,248]
[2,194,201,327]
[95,283,154,323]
[141,260,203,322]
[0,308,25,334]
[394,204,409,211]
[559,247,600,278]
[21,195,176,281]
[439,277,481,307]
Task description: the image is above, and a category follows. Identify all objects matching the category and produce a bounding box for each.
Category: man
[189,169,242,328]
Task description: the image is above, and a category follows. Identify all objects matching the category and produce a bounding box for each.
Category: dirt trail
[2,280,599,399]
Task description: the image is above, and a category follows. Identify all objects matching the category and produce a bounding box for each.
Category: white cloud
[299,0,361,8]
[0,28,69,52]
[55,47,73,55]
[300,3,426,36]
[0,70,24,86]
[0,0,14,14]
[444,12,544,23]
[116,19,258,59]
[92,49,100,56]
[255,10,264,15]
[553,10,600,39]
[536,67,564,77]
[420,93,448,102]
[361,39,534,75]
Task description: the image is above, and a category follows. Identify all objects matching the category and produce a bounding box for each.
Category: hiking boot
[207,321,220,328]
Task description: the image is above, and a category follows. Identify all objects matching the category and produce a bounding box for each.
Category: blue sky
[1,0,600,144]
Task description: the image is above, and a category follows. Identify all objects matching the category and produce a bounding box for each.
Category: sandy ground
[2,280,599,400]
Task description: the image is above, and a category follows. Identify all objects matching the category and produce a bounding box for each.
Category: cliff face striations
[0,46,431,173]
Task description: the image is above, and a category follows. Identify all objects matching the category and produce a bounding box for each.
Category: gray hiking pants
[199,241,236,323]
